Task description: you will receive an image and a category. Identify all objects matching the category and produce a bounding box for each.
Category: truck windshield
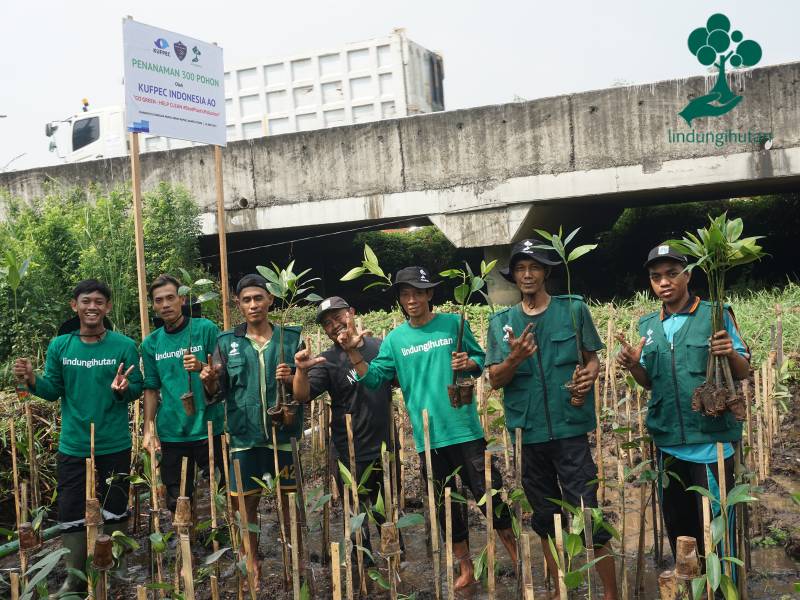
[72,117,100,152]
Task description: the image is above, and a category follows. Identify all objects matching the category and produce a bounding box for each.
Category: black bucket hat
[644,244,688,268]
[392,266,441,289]
[499,239,560,282]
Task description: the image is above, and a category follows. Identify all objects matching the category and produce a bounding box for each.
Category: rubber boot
[104,520,133,584]
[50,531,87,599]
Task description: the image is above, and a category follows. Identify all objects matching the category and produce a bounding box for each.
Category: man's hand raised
[111,362,135,394]
[336,312,372,351]
[507,323,537,364]
[200,353,222,390]
[616,334,646,370]
[294,347,326,373]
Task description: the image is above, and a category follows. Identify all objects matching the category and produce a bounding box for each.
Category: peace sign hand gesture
[507,323,538,364]
[616,333,646,370]
[336,312,372,351]
[111,362,135,394]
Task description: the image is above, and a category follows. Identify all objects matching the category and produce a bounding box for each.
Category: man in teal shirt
[486,240,617,600]
[618,244,750,561]
[142,274,224,513]
[337,266,518,590]
[14,279,142,596]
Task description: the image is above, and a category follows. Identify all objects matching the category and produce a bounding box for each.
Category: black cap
[644,244,688,268]
[499,239,560,282]
[392,266,441,289]
[235,274,269,295]
[316,296,351,323]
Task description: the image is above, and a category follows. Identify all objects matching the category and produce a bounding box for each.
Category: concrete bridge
[2,61,798,301]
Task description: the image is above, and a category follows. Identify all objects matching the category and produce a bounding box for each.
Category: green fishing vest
[215,323,303,450]
[489,297,598,444]
[639,301,742,448]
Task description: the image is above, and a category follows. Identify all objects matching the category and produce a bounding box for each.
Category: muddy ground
[2,383,799,599]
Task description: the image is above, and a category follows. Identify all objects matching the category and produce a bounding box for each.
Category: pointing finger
[636,336,646,352]
[116,362,124,376]
[124,365,135,378]
[207,354,213,367]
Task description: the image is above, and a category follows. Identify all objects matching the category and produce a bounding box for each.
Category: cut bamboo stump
[422,410,442,600]
[180,533,196,600]
[520,532,535,600]
[553,514,568,600]
[289,492,301,600]
[331,542,342,600]
[702,498,713,600]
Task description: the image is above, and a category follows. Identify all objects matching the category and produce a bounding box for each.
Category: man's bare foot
[454,558,475,590]
[241,558,261,593]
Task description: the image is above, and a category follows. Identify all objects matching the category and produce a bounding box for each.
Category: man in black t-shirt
[293,296,399,558]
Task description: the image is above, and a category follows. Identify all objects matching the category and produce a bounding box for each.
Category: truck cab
[46,106,128,163]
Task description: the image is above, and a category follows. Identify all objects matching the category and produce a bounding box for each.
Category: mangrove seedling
[439,259,497,407]
[668,214,764,419]
[177,269,218,416]
[256,261,322,426]
[533,227,597,405]
[340,243,394,290]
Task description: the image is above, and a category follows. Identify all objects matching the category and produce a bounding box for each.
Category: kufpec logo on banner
[123,18,226,146]
[679,13,762,125]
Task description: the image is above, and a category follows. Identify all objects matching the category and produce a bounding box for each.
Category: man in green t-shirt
[486,240,617,599]
[617,245,750,562]
[337,266,518,590]
[200,274,302,589]
[14,279,143,597]
[142,274,224,515]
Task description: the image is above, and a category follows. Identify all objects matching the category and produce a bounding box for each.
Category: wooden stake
[485,450,496,598]
[180,533,196,600]
[207,422,220,565]
[322,400,331,566]
[754,369,766,481]
[502,428,511,472]
[180,456,189,498]
[383,448,399,598]
[129,131,150,337]
[582,500,596,599]
[213,145,231,330]
[210,575,220,600]
[514,427,524,583]
[617,457,626,597]
[9,418,21,528]
[289,492,302,600]
[398,415,406,511]
[602,308,614,411]
[129,397,141,532]
[595,378,605,505]
[422,410,442,600]
[148,437,165,595]
[553,514,568,600]
[520,532,535,600]
[272,425,291,586]
[10,572,19,600]
[445,487,454,600]
[220,433,239,552]
[345,414,366,596]
[233,459,258,600]
[716,443,730,577]
[23,401,39,509]
[291,437,315,597]
[86,458,98,559]
[331,542,343,600]
[702,496,713,600]
[343,482,354,600]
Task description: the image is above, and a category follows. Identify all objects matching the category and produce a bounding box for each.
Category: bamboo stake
[502,428,511,472]
[220,433,239,552]
[485,450,496,598]
[10,572,19,600]
[602,308,614,411]
[322,400,331,566]
[23,400,39,509]
[514,427,524,583]
[86,458,98,560]
[553,514,568,600]
[398,415,406,511]
[214,145,231,330]
[289,492,302,600]
[595,378,605,505]
[180,533,196,600]
[272,425,291,586]
[775,304,784,370]
[331,542,343,600]
[210,575,220,600]
[345,414,366,596]
[735,441,750,600]
[761,363,771,476]
[716,443,730,577]
[520,532,535,600]
[233,460,258,600]
[769,352,780,451]
[291,437,316,597]
[129,397,141,533]
[148,437,165,596]
[617,457,626,598]
[207,422,220,567]
[702,497,713,600]
[129,131,150,337]
[382,448,399,598]
[343,481,354,600]
[445,487,454,600]
[422,410,442,600]
[754,370,766,481]
[9,419,21,530]
[743,380,755,482]
[634,482,647,597]
[582,500,596,599]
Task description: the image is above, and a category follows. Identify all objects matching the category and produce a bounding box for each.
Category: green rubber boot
[104,520,133,584]
[50,531,87,599]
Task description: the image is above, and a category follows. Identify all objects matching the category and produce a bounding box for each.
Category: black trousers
[160,435,225,512]
[57,449,130,533]
[658,450,735,559]
[419,438,512,544]
[520,434,611,546]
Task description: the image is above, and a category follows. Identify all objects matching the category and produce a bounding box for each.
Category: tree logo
[679,13,762,125]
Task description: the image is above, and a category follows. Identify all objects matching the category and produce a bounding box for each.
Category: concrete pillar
[483,245,521,307]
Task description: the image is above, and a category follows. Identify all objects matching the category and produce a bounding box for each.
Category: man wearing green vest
[14,279,142,597]
[486,240,617,600]
[200,273,303,588]
[141,274,224,514]
[617,244,750,560]
[337,266,518,590]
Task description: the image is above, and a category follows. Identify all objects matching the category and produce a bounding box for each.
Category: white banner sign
[123,18,225,146]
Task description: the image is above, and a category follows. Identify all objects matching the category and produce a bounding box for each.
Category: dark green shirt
[142,317,224,442]
[486,296,603,444]
[32,331,143,457]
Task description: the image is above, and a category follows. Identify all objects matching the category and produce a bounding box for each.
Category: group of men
[14,237,749,599]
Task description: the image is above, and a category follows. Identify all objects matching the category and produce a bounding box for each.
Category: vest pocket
[501,386,530,431]
[645,394,670,438]
[642,348,659,378]
[686,343,709,375]
[226,359,246,388]
[699,410,736,433]
[552,330,579,366]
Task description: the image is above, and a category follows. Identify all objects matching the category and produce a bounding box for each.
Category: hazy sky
[1,0,797,171]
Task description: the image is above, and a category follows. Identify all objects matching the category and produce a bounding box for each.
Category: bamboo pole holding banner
[214,145,231,329]
[129,131,150,338]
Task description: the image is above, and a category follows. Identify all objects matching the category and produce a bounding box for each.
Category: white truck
[46,28,444,162]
